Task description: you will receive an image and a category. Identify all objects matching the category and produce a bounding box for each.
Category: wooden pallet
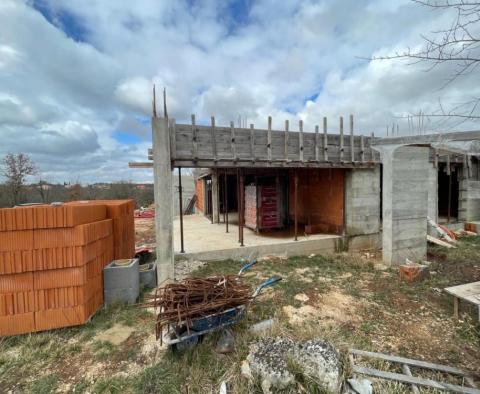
[349,349,479,393]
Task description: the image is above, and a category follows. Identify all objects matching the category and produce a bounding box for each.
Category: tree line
[0,153,154,209]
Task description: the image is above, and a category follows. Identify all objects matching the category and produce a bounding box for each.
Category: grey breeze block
[139,263,157,289]
[103,258,140,305]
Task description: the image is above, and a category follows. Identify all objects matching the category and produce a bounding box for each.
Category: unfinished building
[130,116,480,285]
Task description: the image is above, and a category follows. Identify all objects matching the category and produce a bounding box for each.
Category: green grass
[29,373,59,394]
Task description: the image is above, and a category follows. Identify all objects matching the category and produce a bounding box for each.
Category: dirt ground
[134,218,155,247]
[0,237,479,393]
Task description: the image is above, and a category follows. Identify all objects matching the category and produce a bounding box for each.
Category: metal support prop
[240,170,245,247]
[448,169,452,224]
[294,170,298,241]
[225,170,229,233]
[237,169,240,242]
[178,167,185,253]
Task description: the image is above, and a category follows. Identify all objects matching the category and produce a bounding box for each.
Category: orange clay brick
[0,312,35,336]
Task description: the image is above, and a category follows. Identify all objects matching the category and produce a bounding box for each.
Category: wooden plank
[402,364,420,394]
[267,116,272,162]
[445,282,480,301]
[284,120,289,161]
[315,125,319,162]
[169,118,176,160]
[230,121,236,161]
[323,117,328,161]
[350,114,355,162]
[191,114,197,160]
[250,123,255,163]
[129,162,153,168]
[211,116,217,161]
[171,159,376,169]
[427,234,456,248]
[350,349,470,376]
[339,116,344,162]
[360,135,365,163]
[299,120,304,162]
[352,365,480,394]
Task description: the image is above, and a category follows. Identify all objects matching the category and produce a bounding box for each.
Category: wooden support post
[299,120,304,162]
[467,155,472,178]
[225,170,229,233]
[267,116,272,162]
[463,154,469,179]
[284,120,289,161]
[237,169,240,242]
[434,148,439,169]
[453,296,459,319]
[448,165,452,224]
[360,135,365,163]
[314,125,319,162]
[230,121,236,162]
[178,167,185,253]
[323,117,328,161]
[294,170,298,241]
[446,154,451,175]
[169,118,176,160]
[191,114,197,160]
[339,116,344,162]
[402,364,420,394]
[211,116,217,161]
[350,114,354,162]
[250,123,255,163]
[239,170,244,247]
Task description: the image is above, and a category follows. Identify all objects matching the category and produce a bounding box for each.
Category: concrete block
[139,263,157,289]
[104,288,138,305]
[103,258,139,305]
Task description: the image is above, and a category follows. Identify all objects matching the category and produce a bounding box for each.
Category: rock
[250,319,275,334]
[243,337,342,393]
[347,378,373,394]
[93,324,135,346]
[294,293,309,303]
[216,329,235,354]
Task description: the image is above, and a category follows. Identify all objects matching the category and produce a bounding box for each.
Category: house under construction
[130,115,480,285]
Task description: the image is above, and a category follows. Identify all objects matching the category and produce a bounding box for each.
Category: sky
[0,0,479,183]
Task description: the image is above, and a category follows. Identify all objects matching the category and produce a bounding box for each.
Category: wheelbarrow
[161,266,281,351]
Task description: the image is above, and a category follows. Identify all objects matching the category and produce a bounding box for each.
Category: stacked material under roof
[0,200,135,336]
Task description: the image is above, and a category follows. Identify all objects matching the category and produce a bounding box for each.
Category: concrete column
[459,178,480,221]
[211,170,220,223]
[152,117,174,285]
[345,166,380,236]
[427,162,438,223]
[382,145,429,265]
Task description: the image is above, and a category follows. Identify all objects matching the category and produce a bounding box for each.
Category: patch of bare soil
[283,287,368,325]
[135,217,155,246]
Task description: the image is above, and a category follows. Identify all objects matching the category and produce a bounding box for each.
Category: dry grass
[1,239,479,393]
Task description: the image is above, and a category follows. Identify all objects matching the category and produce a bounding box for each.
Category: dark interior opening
[438,165,459,222]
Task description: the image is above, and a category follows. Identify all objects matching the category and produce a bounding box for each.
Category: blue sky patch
[113,131,142,145]
[31,0,89,43]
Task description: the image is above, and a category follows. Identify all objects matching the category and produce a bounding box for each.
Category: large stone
[243,337,342,393]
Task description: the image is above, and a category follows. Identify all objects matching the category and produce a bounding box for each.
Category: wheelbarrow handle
[238,258,258,275]
[252,277,282,298]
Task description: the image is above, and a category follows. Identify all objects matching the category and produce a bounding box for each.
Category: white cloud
[0,0,478,183]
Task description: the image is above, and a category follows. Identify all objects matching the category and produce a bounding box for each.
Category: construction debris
[349,349,479,394]
[427,234,456,248]
[399,263,430,283]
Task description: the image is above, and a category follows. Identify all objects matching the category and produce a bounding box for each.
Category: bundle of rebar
[144,276,251,341]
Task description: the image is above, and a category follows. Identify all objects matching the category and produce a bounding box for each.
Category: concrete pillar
[152,117,174,285]
[211,170,220,223]
[427,162,438,223]
[459,178,480,222]
[382,145,429,265]
[345,166,380,236]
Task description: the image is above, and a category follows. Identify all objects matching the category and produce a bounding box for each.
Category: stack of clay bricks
[244,185,258,230]
[0,200,135,336]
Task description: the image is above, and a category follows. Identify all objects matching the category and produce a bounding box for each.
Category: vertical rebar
[225,170,229,233]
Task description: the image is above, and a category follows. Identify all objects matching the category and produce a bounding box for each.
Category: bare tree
[1,153,38,206]
[37,180,51,204]
[372,0,480,125]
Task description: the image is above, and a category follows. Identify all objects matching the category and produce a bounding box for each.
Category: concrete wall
[382,146,429,265]
[173,175,195,216]
[344,166,380,236]
[459,178,480,221]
